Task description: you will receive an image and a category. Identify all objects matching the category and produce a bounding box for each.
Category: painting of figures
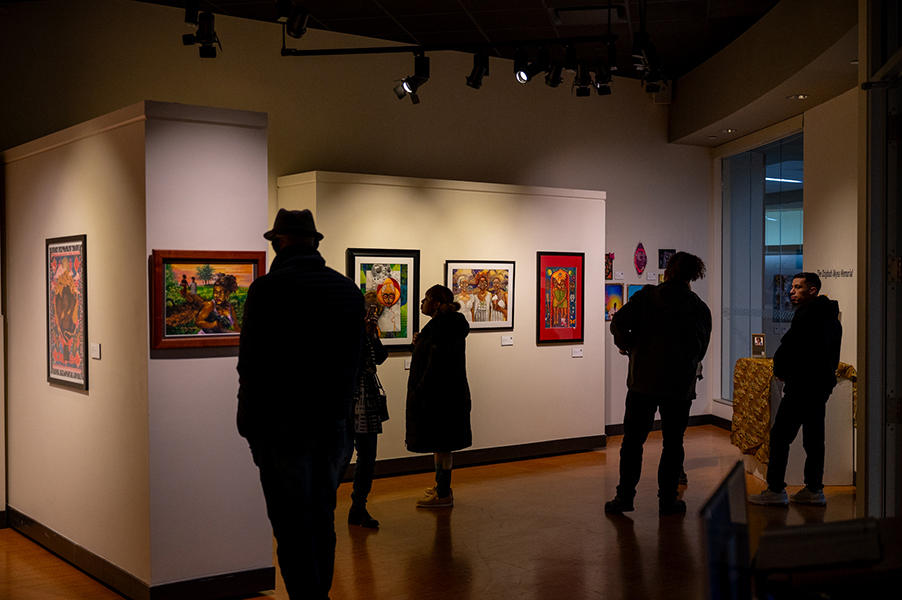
[47,235,88,389]
[445,260,515,331]
[347,248,419,349]
[536,252,585,344]
[151,250,266,349]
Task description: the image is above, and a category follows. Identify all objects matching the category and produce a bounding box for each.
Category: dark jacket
[611,281,712,400]
[236,245,364,440]
[773,294,842,392]
[405,311,472,453]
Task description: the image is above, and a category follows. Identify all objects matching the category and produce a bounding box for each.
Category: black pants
[250,419,350,600]
[617,390,691,503]
[766,382,831,492]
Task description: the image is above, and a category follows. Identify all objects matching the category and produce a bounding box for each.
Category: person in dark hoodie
[749,272,841,507]
[605,252,712,515]
[237,209,364,600]
[406,284,472,508]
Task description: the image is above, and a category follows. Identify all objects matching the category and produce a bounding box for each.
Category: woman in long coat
[406,284,472,507]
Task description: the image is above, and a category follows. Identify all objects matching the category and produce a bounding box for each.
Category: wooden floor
[0,425,858,600]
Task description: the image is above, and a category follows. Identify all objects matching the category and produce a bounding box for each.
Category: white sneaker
[790,487,827,506]
[748,488,789,506]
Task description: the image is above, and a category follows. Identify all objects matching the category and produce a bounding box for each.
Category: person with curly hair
[605,252,712,515]
[406,284,472,508]
[196,272,240,333]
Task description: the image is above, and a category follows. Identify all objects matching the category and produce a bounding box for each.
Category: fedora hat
[263,208,324,241]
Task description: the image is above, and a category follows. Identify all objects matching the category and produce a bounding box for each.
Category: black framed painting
[347,248,420,350]
[47,234,88,390]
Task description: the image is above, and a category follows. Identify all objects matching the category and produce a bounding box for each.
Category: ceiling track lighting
[466,52,490,89]
[574,62,593,97]
[182,11,221,58]
[545,62,564,88]
[394,53,430,104]
[515,47,550,84]
[285,1,310,39]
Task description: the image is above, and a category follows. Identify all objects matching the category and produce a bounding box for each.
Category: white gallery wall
[4,107,153,580]
[144,102,272,584]
[279,171,606,459]
[803,88,858,366]
[2,101,273,591]
[0,0,713,427]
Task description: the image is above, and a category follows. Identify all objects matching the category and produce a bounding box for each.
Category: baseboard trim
[605,415,731,437]
[0,509,7,529]
[343,434,607,481]
[7,507,275,600]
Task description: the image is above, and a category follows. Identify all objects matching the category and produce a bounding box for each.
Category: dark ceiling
[136,0,780,80]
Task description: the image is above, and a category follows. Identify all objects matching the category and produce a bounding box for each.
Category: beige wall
[803,88,858,366]
[3,106,152,581]
[280,172,607,458]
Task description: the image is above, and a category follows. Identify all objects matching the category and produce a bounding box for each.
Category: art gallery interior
[0,1,899,599]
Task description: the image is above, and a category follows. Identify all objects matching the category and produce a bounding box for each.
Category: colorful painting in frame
[47,235,88,389]
[151,250,266,349]
[605,283,624,321]
[536,252,585,344]
[347,248,420,350]
[627,284,644,302]
[444,260,515,331]
[659,248,676,269]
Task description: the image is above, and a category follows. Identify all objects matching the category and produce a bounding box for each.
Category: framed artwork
[47,235,88,390]
[605,253,614,280]
[658,273,666,284]
[634,242,647,276]
[605,283,624,321]
[536,252,585,344]
[659,248,676,269]
[445,260,515,331]
[627,284,644,302]
[347,248,420,349]
[151,250,266,349]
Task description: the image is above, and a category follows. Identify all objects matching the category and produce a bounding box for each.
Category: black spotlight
[607,40,618,72]
[517,47,549,84]
[466,53,490,89]
[286,2,310,39]
[394,53,430,104]
[545,62,564,88]
[593,62,612,96]
[182,11,220,58]
[574,62,592,97]
[514,48,529,84]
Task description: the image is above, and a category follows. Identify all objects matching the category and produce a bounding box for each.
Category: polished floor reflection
[0,425,858,600]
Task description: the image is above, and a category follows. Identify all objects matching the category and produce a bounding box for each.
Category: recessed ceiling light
[786,94,809,100]
[720,128,737,134]
[708,135,717,140]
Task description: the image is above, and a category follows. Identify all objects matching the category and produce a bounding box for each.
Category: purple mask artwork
[634,243,647,276]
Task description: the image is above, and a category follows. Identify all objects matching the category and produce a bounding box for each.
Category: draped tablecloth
[730,358,857,464]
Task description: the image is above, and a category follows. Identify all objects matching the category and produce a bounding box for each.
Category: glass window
[721,133,803,401]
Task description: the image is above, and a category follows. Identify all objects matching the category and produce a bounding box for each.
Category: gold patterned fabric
[730,358,774,463]
[730,358,858,463]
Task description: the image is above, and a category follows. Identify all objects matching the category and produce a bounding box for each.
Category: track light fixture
[182,11,221,58]
[466,52,490,89]
[514,49,529,83]
[545,62,564,88]
[394,53,430,104]
[516,48,550,84]
[573,62,593,97]
[593,62,613,96]
[286,2,310,39]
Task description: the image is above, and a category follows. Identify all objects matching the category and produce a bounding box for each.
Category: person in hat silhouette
[237,208,365,599]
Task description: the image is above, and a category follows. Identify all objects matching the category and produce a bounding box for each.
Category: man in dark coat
[605,252,712,515]
[749,272,841,507]
[237,209,364,600]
